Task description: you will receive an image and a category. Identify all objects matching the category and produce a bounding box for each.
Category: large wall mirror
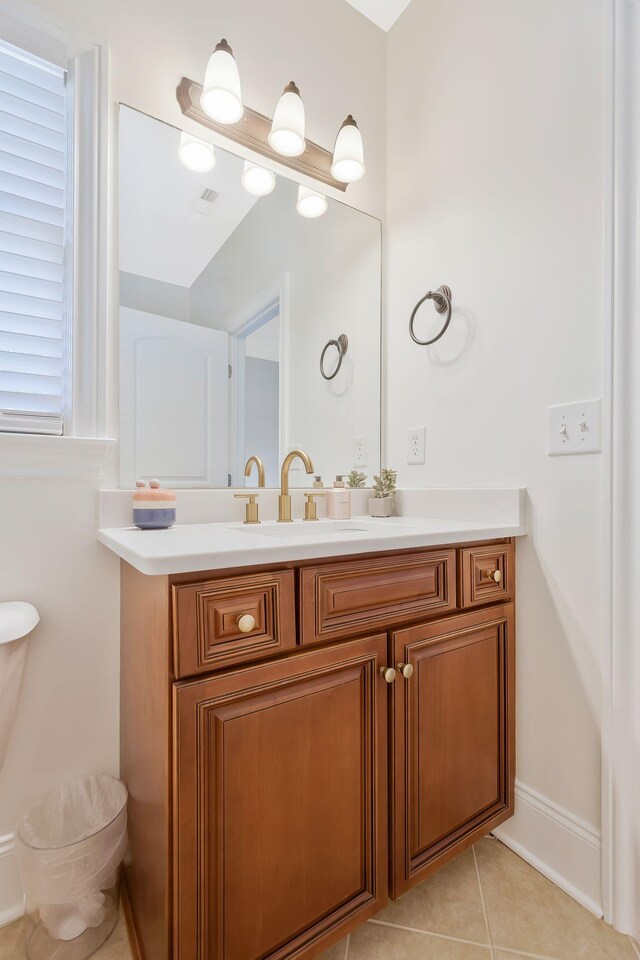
[118,106,382,488]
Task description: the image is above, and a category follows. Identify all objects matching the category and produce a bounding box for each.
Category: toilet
[0,602,39,770]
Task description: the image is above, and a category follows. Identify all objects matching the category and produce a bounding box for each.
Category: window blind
[0,39,67,435]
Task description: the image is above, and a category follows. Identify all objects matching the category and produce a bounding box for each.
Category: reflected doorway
[228,290,285,487]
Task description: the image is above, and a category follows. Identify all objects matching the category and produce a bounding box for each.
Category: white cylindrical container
[0,601,39,770]
[326,476,351,520]
[16,774,128,960]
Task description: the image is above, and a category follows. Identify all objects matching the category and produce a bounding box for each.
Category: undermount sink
[239,520,410,538]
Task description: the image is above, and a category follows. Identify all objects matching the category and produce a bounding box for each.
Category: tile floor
[1,838,638,960]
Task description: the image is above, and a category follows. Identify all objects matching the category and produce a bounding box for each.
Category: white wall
[0,0,386,922]
[119,273,191,322]
[387,0,605,910]
[0,469,120,924]
[19,0,387,220]
[0,0,611,926]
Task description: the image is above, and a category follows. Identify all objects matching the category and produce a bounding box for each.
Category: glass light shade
[268,82,305,157]
[201,39,243,124]
[296,185,327,218]
[178,131,216,172]
[241,161,276,196]
[331,115,365,183]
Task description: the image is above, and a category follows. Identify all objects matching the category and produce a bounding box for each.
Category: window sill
[0,434,117,479]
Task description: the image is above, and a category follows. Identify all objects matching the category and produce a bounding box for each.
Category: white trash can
[15,774,127,960]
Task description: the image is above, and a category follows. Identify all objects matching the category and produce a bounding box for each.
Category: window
[0,39,68,435]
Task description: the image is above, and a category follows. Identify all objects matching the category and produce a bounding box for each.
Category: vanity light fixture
[296,184,327,218]
[331,115,365,183]
[179,45,365,191]
[201,39,243,124]
[177,131,216,172]
[269,82,306,157]
[241,160,276,196]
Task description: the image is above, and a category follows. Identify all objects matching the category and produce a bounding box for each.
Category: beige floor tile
[93,911,135,959]
[317,937,348,960]
[476,838,636,960]
[0,909,133,960]
[349,922,491,959]
[493,954,546,959]
[493,953,556,959]
[0,916,25,960]
[374,848,488,943]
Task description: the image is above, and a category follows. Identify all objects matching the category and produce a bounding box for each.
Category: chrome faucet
[244,455,265,487]
[278,449,314,521]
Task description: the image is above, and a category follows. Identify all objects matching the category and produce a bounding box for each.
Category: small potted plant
[347,469,367,488]
[369,468,397,517]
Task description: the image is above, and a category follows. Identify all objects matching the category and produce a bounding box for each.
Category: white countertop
[97,515,526,576]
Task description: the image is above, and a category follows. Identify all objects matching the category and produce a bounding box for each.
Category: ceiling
[344,0,412,31]
[119,106,258,288]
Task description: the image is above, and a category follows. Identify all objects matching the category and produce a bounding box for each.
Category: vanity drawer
[300,550,456,645]
[460,542,514,608]
[172,570,296,677]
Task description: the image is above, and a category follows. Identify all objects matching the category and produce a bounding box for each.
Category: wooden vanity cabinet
[174,634,388,960]
[390,604,515,898]
[120,539,515,960]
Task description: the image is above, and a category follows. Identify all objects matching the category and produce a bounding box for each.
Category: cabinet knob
[237,614,256,633]
[486,569,502,583]
[397,662,414,679]
[379,666,397,684]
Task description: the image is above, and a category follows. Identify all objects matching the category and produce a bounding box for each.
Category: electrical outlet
[548,399,602,455]
[353,435,367,467]
[407,426,426,464]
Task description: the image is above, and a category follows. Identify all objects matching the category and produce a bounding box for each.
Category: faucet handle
[234,493,260,525]
[303,491,325,521]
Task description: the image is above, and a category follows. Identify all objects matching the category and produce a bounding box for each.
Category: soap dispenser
[327,475,351,519]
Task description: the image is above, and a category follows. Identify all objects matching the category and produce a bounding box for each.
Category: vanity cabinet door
[174,633,389,960]
[390,605,515,898]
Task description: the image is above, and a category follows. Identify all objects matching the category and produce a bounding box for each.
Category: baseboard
[1,782,603,932]
[493,780,603,917]
[0,833,24,927]
[121,874,143,960]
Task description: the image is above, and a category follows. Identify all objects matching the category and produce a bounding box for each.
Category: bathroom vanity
[111,101,520,960]
[107,521,517,960]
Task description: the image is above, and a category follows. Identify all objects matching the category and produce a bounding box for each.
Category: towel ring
[320,334,348,380]
[409,285,453,346]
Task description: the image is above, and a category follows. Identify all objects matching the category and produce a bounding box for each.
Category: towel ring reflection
[320,334,348,380]
[409,285,453,346]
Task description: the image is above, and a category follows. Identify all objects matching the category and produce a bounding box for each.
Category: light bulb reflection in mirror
[178,131,216,172]
[296,184,327,218]
[241,161,276,196]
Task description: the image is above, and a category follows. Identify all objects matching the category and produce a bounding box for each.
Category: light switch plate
[353,435,367,467]
[407,426,426,464]
[548,399,602,455]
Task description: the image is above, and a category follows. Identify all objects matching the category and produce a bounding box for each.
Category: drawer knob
[486,569,502,583]
[397,662,414,679]
[236,614,256,633]
[379,666,397,684]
